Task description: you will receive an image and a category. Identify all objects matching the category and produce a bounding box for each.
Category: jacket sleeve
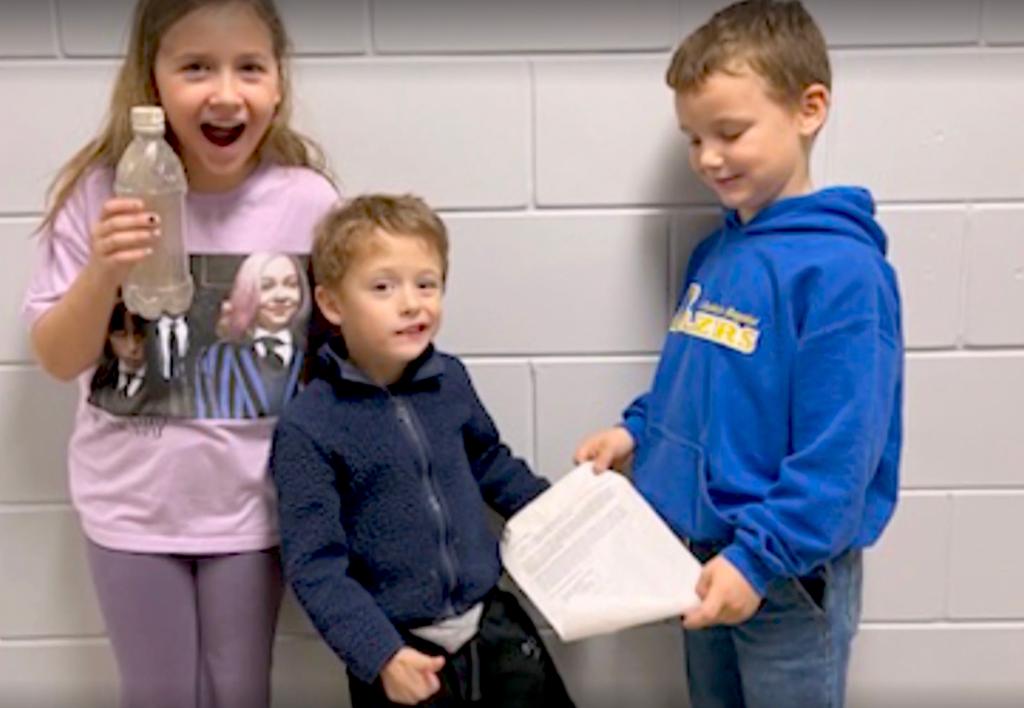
[454,361,548,518]
[722,300,902,595]
[621,393,649,444]
[270,420,404,684]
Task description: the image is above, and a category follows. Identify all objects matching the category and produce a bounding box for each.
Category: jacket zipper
[392,396,459,614]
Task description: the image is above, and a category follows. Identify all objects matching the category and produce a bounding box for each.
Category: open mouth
[397,323,428,336]
[200,123,246,147]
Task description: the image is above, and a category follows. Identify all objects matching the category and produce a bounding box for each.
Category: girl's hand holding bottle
[87,197,159,286]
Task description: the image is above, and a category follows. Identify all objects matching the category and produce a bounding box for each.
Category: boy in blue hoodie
[575,2,902,706]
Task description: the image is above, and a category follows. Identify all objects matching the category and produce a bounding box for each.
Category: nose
[210,69,242,107]
[697,143,724,171]
[398,284,420,315]
[128,337,144,358]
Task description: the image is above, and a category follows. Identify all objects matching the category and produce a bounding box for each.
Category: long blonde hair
[40,0,331,230]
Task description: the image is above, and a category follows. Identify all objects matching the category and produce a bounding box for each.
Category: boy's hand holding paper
[683,555,762,630]
[500,463,702,641]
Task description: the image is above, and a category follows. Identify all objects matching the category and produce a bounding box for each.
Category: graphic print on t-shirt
[88,253,310,419]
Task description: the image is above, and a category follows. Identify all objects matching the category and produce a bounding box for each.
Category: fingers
[574,430,624,472]
[94,212,158,243]
[382,649,444,705]
[694,565,712,600]
[682,609,707,630]
[400,675,438,705]
[99,211,158,237]
[575,442,612,473]
[591,447,615,473]
[683,592,722,630]
[684,563,718,630]
[683,558,763,630]
[572,436,597,466]
[421,669,440,695]
[408,651,444,672]
[99,198,147,220]
[94,229,156,261]
[96,198,158,239]
[91,201,160,269]
[407,650,444,699]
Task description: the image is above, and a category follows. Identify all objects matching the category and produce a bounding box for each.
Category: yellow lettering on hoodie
[670,283,761,355]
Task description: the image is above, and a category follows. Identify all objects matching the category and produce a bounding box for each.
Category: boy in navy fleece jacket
[270,194,573,708]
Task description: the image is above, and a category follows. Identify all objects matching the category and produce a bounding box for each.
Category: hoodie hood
[725,186,888,256]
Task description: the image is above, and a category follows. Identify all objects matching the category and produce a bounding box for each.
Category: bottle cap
[130,105,165,134]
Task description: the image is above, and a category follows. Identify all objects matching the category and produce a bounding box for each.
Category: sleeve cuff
[721,543,776,597]
[619,418,643,446]
[342,627,405,685]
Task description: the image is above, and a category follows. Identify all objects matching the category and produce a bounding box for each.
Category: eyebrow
[164,49,273,62]
[236,52,274,63]
[711,117,750,128]
[678,116,751,134]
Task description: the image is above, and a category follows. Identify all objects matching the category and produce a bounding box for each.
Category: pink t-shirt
[23,163,338,553]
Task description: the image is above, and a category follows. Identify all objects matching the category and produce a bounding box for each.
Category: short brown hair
[312,194,449,289]
[665,0,830,104]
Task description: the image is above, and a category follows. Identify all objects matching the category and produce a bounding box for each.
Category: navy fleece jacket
[270,345,547,683]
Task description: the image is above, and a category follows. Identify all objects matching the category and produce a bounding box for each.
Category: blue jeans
[683,544,863,708]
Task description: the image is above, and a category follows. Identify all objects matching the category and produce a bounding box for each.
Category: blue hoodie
[622,187,903,596]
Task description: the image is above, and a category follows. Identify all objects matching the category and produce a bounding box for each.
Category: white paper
[500,463,703,642]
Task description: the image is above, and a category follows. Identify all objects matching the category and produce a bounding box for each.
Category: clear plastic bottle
[115,105,194,319]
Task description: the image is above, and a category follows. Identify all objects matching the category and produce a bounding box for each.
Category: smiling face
[255,255,301,332]
[674,65,828,223]
[153,1,281,192]
[315,230,444,387]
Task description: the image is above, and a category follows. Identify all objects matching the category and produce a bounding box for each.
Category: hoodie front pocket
[632,424,732,540]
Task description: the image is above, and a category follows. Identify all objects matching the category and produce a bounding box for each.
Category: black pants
[348,590,575,708]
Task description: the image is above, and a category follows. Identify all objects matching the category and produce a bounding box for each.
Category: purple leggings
[85,539,283,708]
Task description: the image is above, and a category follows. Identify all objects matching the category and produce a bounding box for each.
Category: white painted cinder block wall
[2,1,1023,706]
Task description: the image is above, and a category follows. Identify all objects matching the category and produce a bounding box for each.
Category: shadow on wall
[650,132,720,313]
[646,130,717,209]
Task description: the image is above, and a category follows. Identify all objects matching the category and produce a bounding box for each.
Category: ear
[273,66,285,108]
[797,83,830,138]
[314,285,344,327]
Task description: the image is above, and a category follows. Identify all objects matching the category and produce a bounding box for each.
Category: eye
[418,279,440,291]
[720,129,746,142]
[181,62,208,76]
[240,62,267,75]
[370,280,393,294]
